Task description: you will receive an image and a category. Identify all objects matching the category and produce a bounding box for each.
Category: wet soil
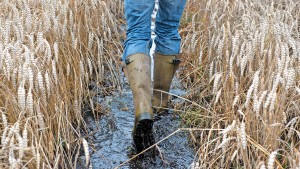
[77,76,195,169]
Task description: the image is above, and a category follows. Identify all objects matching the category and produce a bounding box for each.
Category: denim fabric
[123,0,187,61]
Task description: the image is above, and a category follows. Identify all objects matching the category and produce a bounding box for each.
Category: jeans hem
[154,50,181,56]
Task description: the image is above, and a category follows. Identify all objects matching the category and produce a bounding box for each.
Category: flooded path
[77,1,195,168]
[77,76,195,169]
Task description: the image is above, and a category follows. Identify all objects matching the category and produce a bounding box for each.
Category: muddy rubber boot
[124,54,155,153]
[152,53,181,114]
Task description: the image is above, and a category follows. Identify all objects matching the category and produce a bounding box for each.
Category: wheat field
[180,0,300,168]
[0,0,300,168]
[0,0,123,168]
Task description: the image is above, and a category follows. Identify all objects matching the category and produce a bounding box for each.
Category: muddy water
[77,76,195,169]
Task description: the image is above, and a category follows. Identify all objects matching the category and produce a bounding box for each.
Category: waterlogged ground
[77,76,195,169]
[77,1,195,168]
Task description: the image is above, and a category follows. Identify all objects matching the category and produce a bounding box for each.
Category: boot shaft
[124,54,153,117]
[152,53,181,109]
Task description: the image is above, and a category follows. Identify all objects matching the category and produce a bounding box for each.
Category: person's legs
[154,0,187,55]
[123,0,155,61]
[123,0,155,153]
[153,0,187,112]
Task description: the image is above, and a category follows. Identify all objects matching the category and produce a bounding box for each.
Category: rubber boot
[124,54,155,153]
[152,53,181,113]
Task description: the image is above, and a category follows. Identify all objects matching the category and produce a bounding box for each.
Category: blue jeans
[123,0,187,61]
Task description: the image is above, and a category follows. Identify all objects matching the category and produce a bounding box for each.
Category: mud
[77,76,195,169]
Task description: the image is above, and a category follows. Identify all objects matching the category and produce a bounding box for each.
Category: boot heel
[136,112,153,122]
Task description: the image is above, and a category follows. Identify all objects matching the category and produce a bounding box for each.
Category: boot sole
[133,119,155,153]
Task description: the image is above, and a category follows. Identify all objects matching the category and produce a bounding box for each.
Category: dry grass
[179,0,300,168]
[0,0,123,168]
